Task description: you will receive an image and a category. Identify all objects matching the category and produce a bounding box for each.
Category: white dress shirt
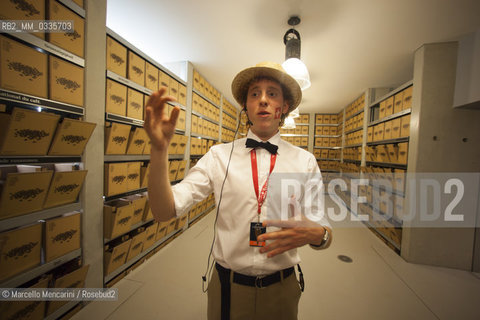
[172,130,327,276]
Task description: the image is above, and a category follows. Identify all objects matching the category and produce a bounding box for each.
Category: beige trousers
[207,267,302,320]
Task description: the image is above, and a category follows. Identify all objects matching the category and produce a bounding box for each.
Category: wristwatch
[310,227,330,249]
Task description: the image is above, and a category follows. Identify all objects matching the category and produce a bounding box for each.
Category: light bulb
[282,58,311,90]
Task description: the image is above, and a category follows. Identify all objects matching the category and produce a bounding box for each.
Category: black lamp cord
[202,108,245,293]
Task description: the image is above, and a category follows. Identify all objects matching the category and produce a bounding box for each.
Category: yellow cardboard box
[127,51,145,86]
[126,127,147,155]
[176,160,187,180]
[402,86,413,110]
[143,222,158,250]
[48,0,85,57]
[104,162,128,196]
[166,217,177,235]
[168,160,180,181]
[106,79,127,116]
[0,0,45,39]
[175,215,187,230]
[0,167,53,219]
[391,118,401,139]
[178,84,187,106]
[104,239,131,276]
[0,277,48,320]
[43,167,87,209]
[106,36,127,77]
[140,162,150,188]
[0,108,60,155]
[105,122,130,154]
[383,120,392,140]
[127,88,144,120]
[379,100,386,120]
[400,115,411,138]
[169,77,178,100]
[0,35,47,97]
[385,96,394,118]
[126,231,146,261]
[158,70,169,90]
[127,162,141,191]
[47,264,89,315]
[123,194,147,226]
[393,91,404,114]
[48,118,96,156]
[0,223,42,281]
[49,56,84,106]
[44,213,80,262]
[145,62,159,91]
[177,109,186,131]
[104,199,134,239]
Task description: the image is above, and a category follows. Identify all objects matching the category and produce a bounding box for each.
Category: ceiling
[106,0,480,114]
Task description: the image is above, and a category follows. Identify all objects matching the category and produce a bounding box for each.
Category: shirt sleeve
[171,150,215,217]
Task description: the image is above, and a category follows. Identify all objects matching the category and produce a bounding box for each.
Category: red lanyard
[250,149,277,215]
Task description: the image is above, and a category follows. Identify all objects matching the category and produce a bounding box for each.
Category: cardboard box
[0,167,53,219]
[126,127,148,155]
[143,222,158,250]
[176,215,188,230]
[106,36,127,77]
[127,51,145,86]
[105,122,130,154]
[158,70,170,90]
[176,160,187,180]
[383,120,392,140]
[156,220,168,240]
[169,77,179,100]
[48,118,95,156]
[104,239,131,275]
[314,126,322,135]
[48,0,85,57]
[143,138,151,155]
[301,137,308,146]
[323,115,331,124]
[367,126,373,142]
[177,109,186,131]
[44,213,80,262]
[127,162,141,191]
[378,100,386,120]
[47,264,89,315]
[178,84,187,106]
[201,139,207,154]
[168,160,180,181]
[397,142,408,164]
[402,86,413,110]
[0,108,60,155]
[106,79,127,116]
[168,134,179,155]
[373,123,384,142]
[166,217,177,235]
[0,35,48,97]
[145,62,159,91]
[386,144,396,164]
[0,223,42,281]
[377,144,390,163]
[104,162,128,196]
[400,115,411,138]
[127,88,144,120]
[315,114,323,124]
[394,169,406,193]
[43,168,87,209]
[385,97,394,118]
[393,91,404,114]
[142,200,153,221]
[49,55,84,106]
[0,277,48,320]
[391,118,401,139]
[123,194,147,226]
[126,231,146,261]
[0,0,45,39]
[104,199,134,239]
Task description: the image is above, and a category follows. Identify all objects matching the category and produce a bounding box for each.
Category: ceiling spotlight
[282,16,311,91]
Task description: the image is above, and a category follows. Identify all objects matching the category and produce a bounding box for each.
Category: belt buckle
[255,276,264,289]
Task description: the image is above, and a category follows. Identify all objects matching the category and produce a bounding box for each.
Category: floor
[72,200,480,320]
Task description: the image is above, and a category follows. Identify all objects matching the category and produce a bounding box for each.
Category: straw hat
[231,61,302,114]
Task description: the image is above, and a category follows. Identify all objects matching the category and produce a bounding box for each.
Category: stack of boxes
[314,113,343,172]
[279,114,309,148]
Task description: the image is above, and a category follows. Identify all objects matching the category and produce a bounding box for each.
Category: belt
[215,263,294,288]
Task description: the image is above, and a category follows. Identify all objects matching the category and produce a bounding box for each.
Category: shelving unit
[0,1,91,318]
[279,113,310,149]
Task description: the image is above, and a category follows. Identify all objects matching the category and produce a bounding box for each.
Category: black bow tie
[245,138,278,154]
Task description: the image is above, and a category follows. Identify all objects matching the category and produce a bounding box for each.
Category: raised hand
[144,87,180,152]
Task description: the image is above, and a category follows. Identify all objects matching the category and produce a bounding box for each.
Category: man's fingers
[169,106,180,126]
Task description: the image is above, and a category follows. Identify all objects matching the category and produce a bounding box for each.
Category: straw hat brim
[231,64,302,114]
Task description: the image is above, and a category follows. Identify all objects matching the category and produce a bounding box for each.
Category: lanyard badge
[249,149,277,247]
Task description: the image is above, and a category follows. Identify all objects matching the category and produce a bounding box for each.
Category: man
[144,61,332,320]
